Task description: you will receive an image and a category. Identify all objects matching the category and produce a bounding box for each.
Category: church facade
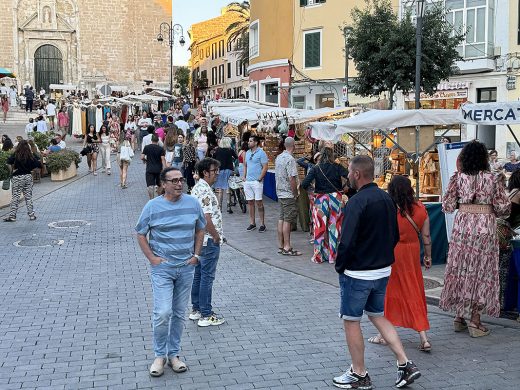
[0,0,172,93]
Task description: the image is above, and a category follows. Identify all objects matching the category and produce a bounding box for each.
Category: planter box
[0,185,12,208]
[50,164,77,181]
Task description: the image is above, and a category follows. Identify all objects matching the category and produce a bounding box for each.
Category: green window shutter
[305,32,321,68]
[300,0,307,7]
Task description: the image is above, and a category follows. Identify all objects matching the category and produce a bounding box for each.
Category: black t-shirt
[7,155,42,176]
[142,144,165,173]
[301,162,348,194]
[173,143,183,163]
[214,147,237,171]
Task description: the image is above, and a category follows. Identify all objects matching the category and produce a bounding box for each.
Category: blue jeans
[150,262,195,358]
[191,239,221,317]
[338,274,389,321]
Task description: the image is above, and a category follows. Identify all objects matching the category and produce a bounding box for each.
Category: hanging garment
[72,104,83,136]
[67,105,74,135]
[87,105,96,128]
[81,109,87,135]
[103,106,111,119]
[121,105,128,124]
[96,107,103,132]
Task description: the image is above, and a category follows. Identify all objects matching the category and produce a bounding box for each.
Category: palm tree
[225,1,250,65]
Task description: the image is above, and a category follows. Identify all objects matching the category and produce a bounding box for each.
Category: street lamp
[343,26,352,108]
[157,22,185,94]
[414,0,425,197]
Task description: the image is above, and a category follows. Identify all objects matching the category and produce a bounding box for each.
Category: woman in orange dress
[368,175,433,351]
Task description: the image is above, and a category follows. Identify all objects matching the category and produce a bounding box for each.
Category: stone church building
[0,0,171,93]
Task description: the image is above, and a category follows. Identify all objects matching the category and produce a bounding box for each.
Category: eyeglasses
[209,169,220,174]
[163,178,185,184]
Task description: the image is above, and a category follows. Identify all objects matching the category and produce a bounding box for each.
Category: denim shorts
[338,274,389,321]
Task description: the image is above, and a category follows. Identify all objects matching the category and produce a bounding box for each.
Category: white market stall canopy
[311,102,520,142]
[127,94,169,102]
[310,109,461,141]
[208,100,354,126]
[49,84,77,90]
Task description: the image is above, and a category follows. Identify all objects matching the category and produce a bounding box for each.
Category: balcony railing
[249,44,258,57]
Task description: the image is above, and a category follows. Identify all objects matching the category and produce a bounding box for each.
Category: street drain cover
[423,277,442,290]
[48,220,90,229]
[14,238,64,248]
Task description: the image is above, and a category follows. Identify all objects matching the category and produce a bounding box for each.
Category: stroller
[228,172,247,213]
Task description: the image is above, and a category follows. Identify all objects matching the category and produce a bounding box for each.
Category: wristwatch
[193,254,201,260]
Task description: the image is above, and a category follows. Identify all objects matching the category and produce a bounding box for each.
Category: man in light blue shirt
[242,135,268,232]
[136,167,206,377]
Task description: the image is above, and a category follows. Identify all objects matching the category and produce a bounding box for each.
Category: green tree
[174,66,190,97]
[225,1,250,65]
[346,0,464,108]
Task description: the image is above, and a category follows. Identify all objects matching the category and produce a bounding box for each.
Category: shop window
[264,82,278,104]
[304,29,322,68]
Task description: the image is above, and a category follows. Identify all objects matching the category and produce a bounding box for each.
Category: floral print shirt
[191,178,223,245]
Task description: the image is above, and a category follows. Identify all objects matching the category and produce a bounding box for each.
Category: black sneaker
[246,224,257,232]
[395,360,421,388]
[258,225,266,233]
[333,366,372,389]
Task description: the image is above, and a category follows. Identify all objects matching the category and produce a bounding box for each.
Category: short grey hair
[284,137,295,147]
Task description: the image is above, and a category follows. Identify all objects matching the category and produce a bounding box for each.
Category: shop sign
[461,102,520,125]
[342,85,348,102]
[406,89,468,102]
[507,76,516,90]
[436,81,470,90]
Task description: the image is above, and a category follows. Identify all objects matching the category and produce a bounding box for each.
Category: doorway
[34,45,63,92]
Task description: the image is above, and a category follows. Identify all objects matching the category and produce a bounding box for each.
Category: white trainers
[188,310,201,320]
[197,313,226,327]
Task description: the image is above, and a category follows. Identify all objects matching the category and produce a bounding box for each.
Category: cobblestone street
[1,148,520,389]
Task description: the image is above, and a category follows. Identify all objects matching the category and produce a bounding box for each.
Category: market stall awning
[208,100,355,126]
[0,67,16,78]
[127,94,168,102]
[310,109,462,141]
[49,84,77,90]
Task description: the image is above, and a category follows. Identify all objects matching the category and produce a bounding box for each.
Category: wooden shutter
[305,32,320,68]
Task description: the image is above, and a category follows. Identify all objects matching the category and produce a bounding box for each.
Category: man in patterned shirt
[189,157,226,327]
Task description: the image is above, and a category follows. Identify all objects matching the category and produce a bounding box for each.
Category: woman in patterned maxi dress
[440,141,510,337]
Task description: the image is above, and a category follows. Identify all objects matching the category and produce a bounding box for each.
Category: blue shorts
[214,169,232,190]
[339,274,389,321]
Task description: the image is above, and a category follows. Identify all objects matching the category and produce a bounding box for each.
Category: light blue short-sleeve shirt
[245,147,268,181]
[135,194,206,265]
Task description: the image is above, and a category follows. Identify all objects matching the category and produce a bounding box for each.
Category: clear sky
[167,0,233,66]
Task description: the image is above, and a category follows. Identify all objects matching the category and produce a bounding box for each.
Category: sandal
[419,340,432,352]
[149,358,166,377]
[277,247,284,254]
[3,217,16,222]
[281,248,302,256]
[468,323,490,338]
[453,318,468,332]
[367,335,387,345]
[168,357,187,373]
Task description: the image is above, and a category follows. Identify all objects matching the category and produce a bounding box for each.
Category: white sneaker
[197,313,226,327]
[188,310,201,320]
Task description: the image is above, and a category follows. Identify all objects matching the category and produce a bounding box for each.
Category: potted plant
[30,131,54,152]
[46,149,81,181]
[0,150,13,208]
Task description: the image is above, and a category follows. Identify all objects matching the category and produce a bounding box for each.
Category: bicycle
[228,173,247,213]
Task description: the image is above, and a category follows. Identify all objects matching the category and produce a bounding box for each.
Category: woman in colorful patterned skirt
[440,141,511,337]
[301,147,352,264]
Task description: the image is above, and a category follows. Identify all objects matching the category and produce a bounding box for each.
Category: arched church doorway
[34,45,63,92]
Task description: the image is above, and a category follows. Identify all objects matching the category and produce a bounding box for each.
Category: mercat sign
[461,102,520,125]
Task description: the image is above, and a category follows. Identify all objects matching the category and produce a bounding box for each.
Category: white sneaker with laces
[188,310,201,320]
[197,313,226,327]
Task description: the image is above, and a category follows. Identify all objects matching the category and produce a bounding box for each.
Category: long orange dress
[384,202,430,332]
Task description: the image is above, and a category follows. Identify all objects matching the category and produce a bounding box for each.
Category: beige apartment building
[189,8,249,102]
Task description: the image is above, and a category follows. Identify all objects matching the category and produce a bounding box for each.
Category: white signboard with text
[437,142,468,242]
